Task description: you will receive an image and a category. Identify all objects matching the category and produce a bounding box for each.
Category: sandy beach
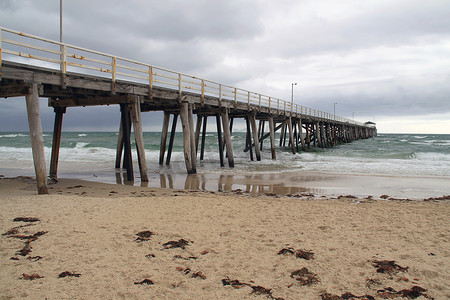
[0,176,449,299]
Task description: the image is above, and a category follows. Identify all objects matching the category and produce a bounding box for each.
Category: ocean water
[1,132,449,197]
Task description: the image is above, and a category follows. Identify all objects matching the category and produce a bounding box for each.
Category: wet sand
[66,170,450,200]
[2,167,449,200]
[0,176,449,299]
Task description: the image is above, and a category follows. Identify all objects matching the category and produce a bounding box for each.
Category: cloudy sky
[1,0,449,133]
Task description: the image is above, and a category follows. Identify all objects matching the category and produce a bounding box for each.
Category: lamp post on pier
[291,82,297,110]
[60,0,63,43]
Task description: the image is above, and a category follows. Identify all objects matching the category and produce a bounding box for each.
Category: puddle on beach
[109,170,450,199]
[113,170,326,196]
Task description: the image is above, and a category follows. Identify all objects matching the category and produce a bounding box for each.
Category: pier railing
[1,27,364,126]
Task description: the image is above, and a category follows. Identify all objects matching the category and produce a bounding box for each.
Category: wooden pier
[0,27,377,194]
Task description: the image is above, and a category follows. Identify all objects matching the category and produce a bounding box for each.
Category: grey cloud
[1,0,449,133]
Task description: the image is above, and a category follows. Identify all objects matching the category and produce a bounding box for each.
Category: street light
[60,0,63,43]
[291,82,297,109]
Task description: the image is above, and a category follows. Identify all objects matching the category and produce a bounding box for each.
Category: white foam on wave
[74,142,90,149]
[78,133,88,137]
[0,134,27,138]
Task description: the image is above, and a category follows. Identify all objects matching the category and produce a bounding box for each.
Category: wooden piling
[298,117,305,151]
[245,116,254,161]
[305,123,311,150]
[49,107,66,179]
[188,104,197,173]
[200,116,207,160]
[249,114,261,161]
[25,83,48,194]
[321,122,328,148]
[315,121,322,148]
[159,111,170,165]
[195,115,202,154]
[130,97,148,182]
[259,120,265,151]
[268,116,276,159]
[179,102,194,174]
[287,117,296,154]
[216,114,224,167]
[120,103,134,181]
[279,122,285,147]
[115,119,124,168]
[166,114,178,165]
[221,109,234,167]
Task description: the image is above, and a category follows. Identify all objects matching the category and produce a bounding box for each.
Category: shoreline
[0,176,449,299]
[2,167,449,200]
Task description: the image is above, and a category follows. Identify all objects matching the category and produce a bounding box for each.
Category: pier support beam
[298,117,305,151]
[26,83,48,194]
[200,116,207,161]
[195,115,202,155]
[115,119,124,168]
[159,111,170,165]
[120,103,134,181]
[268,116,276,159]
[279,121,286,147]
[245,116,254,161]
[305,123,311,150]
[216,114,225,167]
[249,114,261,161]
[188,104,197,173]
[221,109,234,167]
[130,97,148,182]
[180,102,195,174]
[315,121,321,148]
[49,106,66,179]
[166,114,178,165]
[287,117,296,154]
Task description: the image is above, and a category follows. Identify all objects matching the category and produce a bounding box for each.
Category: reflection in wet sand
[154,172,324,196]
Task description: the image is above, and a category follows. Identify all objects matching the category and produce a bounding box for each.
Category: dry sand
[0,176,449,299]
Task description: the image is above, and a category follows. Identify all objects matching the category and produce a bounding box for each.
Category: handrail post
[148,65,153,99]
[268,97,271,111]
[219,84,222,107]
[179,73,182,101]
[60,43,67,88]
[259,94,261,112]
[234,88,237,105]
[111,56,116,94]
[201,79,205,106]
[247,91,250,109]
